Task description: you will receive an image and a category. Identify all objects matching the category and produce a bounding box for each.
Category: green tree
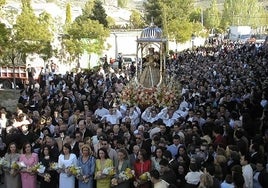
[63,0,110,62]
[118,0,128,8]
[189,8,202,23]
[0,23,10,61]
[144,0,196,42]
[220,0,264,30]
[90,0,108,28]
[192,22,208,38]
[143,0,162,27]
[166,0,194,21]
[107,16,116,28]
[75,1,94,22]
[15,2,52,44]
[129,10,145,29]
[65,3,72,25]
[203,0,221,33]
[1,0,53,64]
[21,0,31,8]
[0,0,6,7]
[167,19,193,43]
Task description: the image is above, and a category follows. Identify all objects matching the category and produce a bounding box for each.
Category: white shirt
[242,164,253,188]
[101,109,122,125]
[174,109,188,118]
[154,179,169,188]
[101,114,120,125]
[221,180,235,188]
[141,107,159,123]
[94,107,109,118]
[122,110,140,126]
[185,171,203,185]
[48,124,55,134]
[158,108,180,127]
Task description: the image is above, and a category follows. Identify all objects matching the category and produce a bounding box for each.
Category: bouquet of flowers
[118,168,135,181]
[68,165,81,176]
[6,161,26,175]
[139,172,150,181]
[49,162,59,170]
[11,162,20,170]
[44,173,51,182]
[102,167,115,176]
[30,162,46,173]
[111,168,134,186]
[11,161,26,170]
[77,174,90,184]
[111,178,119,186]
[0,157,8,167]
[133,172,151,187]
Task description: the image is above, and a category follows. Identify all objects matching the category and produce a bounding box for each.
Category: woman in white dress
[58,143,77,188]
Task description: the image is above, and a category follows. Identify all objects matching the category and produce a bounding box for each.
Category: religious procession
[0,8,268,188]
[0,22,268,188]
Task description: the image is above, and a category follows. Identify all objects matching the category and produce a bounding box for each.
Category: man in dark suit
[249,143,262,165]
[134,133,152,157]
[159,158,177,186]
[46,136,60,162]
[72,132,82,158]
[129,145,140,168]
[77,118,94,140]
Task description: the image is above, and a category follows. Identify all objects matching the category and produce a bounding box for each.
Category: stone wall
[0,90,20,112]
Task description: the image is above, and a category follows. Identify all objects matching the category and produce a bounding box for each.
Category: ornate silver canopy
[137,25,166,43]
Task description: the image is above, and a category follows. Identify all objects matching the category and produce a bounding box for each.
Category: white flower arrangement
[0,157,9,167]
[49,162,60,170]
[102,167,115,176]
[31,162,46,173]
[11,161,26,170]
[68,165,81,176]
[118,168,135,181]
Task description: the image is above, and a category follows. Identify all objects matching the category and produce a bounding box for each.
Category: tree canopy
[0,0,5,7]
[129,10,145,29]
[203,0,221,32]
[220,0,267,30]
[144,0,200,43]
[0,0,53,65]
[63,0,110,60]
[89,0,108,28]
[65,3,72,25]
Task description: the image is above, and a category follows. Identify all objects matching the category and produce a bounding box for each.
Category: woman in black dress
[39,145,58,188]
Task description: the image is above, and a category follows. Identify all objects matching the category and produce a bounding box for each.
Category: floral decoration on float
[119,78,180,109]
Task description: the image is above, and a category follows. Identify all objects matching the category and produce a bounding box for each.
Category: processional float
[135,23,168,88]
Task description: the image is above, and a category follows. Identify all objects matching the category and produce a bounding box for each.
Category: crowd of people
[0,39,268,188]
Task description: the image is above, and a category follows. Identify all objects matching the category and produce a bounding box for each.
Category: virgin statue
[139,48,160,88]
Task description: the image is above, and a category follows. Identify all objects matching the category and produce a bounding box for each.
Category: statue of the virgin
[139,47,160,88]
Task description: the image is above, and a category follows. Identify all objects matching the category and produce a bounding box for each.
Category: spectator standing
[3,142,21,188]
[113,148,131,188]
[94,147,113,188]
[19,142,39,188]
[240,154,253,188]
[77,144,95,188]
[38,145,58,188]
[133,149,152,188]
[58,143,77,188]
[150,169,169,188]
